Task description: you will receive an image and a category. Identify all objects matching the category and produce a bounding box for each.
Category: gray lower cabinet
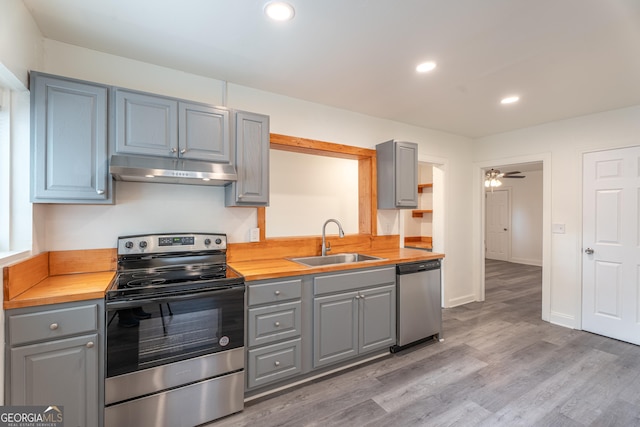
[30,72,112,204]
[114,89,231,163]
[245,267,396,394]
[5,300,104,427]
[376,139,418,209]
[246,278,302,389]
[225,110,270,206]
[313,267,396,368]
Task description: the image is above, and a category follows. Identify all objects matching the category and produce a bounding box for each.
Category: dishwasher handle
[397,259,441,275]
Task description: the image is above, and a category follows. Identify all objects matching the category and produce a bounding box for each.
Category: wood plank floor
[213,260,640,426]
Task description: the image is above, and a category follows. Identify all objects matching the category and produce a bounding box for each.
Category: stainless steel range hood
[109,154,237,186]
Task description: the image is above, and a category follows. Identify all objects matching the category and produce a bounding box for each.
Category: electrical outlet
[250,228,260,242]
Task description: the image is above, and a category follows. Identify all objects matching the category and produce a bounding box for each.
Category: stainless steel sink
[289,253,385,267]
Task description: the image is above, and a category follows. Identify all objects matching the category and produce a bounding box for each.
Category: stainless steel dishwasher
[391,259,442,352]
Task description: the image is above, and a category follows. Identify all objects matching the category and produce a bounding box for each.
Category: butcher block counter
[229,247,444,281]
[3,249,116,309]
[3,235,443,309]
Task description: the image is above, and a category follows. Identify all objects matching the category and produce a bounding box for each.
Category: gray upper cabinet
[114,89,231,163]
[31,72,112,204]
[114,89,178,157]
[179,102,230,162]
[376,140,418,209]
[225,110,270,206]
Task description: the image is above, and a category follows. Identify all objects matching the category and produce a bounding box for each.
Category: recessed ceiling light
[501,96,520,105]
[416,61,437,73]
[264,2,295,21]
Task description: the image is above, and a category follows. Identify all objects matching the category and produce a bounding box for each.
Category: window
[0,79,32,261]
[0,86,11,253]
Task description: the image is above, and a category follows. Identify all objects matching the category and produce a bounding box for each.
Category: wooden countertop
[5,271,115,309]
[229,247,444,282]
[3,249,116,310]
[3,243,443,309]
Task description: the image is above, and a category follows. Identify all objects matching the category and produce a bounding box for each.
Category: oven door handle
[106,285,244,309]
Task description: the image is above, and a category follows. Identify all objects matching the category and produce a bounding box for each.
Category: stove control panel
[117,233,227,255]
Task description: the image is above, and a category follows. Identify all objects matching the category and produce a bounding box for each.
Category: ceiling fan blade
[502,171,521,175]
[503,175,525,178]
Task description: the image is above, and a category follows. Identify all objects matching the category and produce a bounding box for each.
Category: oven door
[105,284,244,379]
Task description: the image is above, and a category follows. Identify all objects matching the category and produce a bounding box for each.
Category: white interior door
[582,146,640,345]
[486,190,510,261]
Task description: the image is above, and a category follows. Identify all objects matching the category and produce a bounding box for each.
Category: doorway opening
[480,160,547,319]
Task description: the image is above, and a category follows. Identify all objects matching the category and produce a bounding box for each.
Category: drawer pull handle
[274,361,280,367]
[86,342,94,348]
[274,290,281,296]
[49,323,59,330]
[274,321,281,327]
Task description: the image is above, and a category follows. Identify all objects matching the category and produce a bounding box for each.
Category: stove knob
[215,238,222,245]
[125,241,133,249]
[139,241,148,249]
[204,238,211,245]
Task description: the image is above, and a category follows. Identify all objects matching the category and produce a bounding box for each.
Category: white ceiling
[21,0,640,138]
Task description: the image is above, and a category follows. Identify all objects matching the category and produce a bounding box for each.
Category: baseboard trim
[549,310,576,329]
[508,257,542,267]
[446,294,476,308]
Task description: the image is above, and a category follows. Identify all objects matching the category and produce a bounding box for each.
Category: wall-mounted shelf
[411,209,433,218]
[417,183,433,193]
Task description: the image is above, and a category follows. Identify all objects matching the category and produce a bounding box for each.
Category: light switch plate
[552,223,566,234]
[250,228,260,242]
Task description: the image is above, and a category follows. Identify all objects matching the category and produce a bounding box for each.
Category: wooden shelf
[417,183,433,193]
[411,209,433,218]
[405,236,433,250]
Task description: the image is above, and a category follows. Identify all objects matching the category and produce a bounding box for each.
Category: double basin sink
[289,253,384,267]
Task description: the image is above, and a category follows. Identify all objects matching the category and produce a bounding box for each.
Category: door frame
[473,153,551,322]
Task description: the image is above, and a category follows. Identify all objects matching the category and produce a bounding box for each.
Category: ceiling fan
[485,168,525,190]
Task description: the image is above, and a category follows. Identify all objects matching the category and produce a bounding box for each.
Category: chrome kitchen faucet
[321,219,345,256]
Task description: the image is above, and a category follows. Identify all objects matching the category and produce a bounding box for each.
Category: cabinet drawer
[248,301,301,347]
[248,278,302,306]
[9,304,98,345]
[314,267,395,296]
[247,338,301,389]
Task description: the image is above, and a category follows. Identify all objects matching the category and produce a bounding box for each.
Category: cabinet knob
[96,189,105,195]
[170,148,177,153]
[355,295,360,300]
[274,321,281,327]
[180,148,186,154]
[274,361,280,367]
[86,341,94,348]
[49,323,58,330]
[274,290,281,296]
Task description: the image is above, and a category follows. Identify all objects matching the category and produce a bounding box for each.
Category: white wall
[474,105,640,328]
[267,151,359,237]
[509,170,543,265]
[38,40,476,308]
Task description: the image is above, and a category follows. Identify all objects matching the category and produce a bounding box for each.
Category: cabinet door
[359,285,396,353]
[313,291,358,368]
[31,73,111,203]
[179,102,230,162]
[225,111,270,206]
[114,89,178,157]
[11,334,99,427]
[394,141,418,207]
